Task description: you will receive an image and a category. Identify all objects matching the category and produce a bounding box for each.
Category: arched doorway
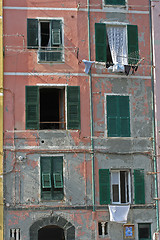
[38,225,65,240]
[30,215,75,240]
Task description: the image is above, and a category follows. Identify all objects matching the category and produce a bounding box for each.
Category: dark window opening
[38,225,65,240]
[106,33,113,66]
[10,229,20,240]
[40,88,65,130]
[40,22,50,48]
[138,223,151,239]
[98,222,108,236]
[112,184,119,202]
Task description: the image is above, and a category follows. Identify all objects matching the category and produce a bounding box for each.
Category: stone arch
[30,215,75,240]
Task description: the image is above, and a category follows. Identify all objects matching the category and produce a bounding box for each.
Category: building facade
[0,0,3,237]
[3,0,158,239]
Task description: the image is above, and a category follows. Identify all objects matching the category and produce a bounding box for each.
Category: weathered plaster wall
[3,0,157,239]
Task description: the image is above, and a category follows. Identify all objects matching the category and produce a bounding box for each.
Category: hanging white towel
[82,59,95,74]
[109,205,130,223]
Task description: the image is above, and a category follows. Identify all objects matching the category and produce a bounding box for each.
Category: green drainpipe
[87,0,95,212]
[149,0,159,232]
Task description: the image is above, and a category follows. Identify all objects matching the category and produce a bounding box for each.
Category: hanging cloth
[82,59,95,74]
[109,205,130,223]
[107,26,128,72]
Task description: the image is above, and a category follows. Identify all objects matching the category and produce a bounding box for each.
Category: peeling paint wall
[3,0,157,239]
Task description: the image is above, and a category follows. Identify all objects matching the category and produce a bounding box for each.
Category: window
[41,156,64,200]
[138,223,151,240]
[98,222,108,237]
[99,169,145,205]
[27,19,64,62]
[106,95,130,137]
[25,86,81,130]
[95,23,139,67]
[104,0,125,6]
[10,229,20,240]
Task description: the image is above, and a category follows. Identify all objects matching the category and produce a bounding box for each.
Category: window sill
[37,60,65,64]
[104,4,126,8]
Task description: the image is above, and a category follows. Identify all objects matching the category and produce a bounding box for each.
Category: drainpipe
[149,0,159,233]
[87,0,95,212]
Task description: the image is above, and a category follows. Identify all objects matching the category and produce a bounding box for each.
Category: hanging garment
[107,26,127,72]
[109,205,130,223]
[82,59,95,74]
[131,65,138,74]
[124,65,132,75]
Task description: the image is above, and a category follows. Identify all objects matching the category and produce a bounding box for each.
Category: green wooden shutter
[107,96,118,137]
[67,86,81,130]
[25,86,39,130]
[42,173,51,188]
[27,19,38,49]
[50,20,63,61]
[95,23,107,62]
[41,157,52,200]
[107,95,130,137]
[134,169,145,204]
[105,0,125,5]
[127,25,139,64]
[99,169,110,205]
[52,156,63,200]
[119,96,130,137]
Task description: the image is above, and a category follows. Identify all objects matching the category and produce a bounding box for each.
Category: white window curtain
[107,26,128,72]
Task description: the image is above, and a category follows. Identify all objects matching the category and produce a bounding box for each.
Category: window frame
[138,223,151,240]
[104,93,131,137]
[95,21,139,66]
[103,0,127,8]
[98,222,108,238]
[40,155,64,201]
[25,84,81,131]
[111,170,131,204]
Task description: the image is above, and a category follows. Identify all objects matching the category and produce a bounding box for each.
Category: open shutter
[107,96,118,137]
[41,157,52,200]
[134,169,145,204]
[99,169,110,205]
[105,0,125,5]
[53,157,63,200]
[42,173,51,188]
[67,86,81,130]
[50,20,63,61]
[95,23,107,62]
[119,96,130,137]
[127,25,139,64]
[25,86,39,130]
[27,19,38,49]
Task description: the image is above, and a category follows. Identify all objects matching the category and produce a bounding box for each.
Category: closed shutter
[25,86,39,130]
[99,169,110,205]
[107,95,130,137]
[27,19,38,49]
[127,25,139,64]
[134,169,145,204]
[41,157,52,200]
[119,96,130,137]
[95,23,107,62]
[53,156,63,200]
[67,86,81,130]
[107,95,118,137]
[105,0,125,5]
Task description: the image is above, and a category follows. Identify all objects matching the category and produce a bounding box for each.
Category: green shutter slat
[99,169,110,205]
[107,96,118,137]
[95,23,107,62]
[25,86,39,130]
[52,156,64,200]
[134,169,145,204]
[127,25,139,64]
[42,173,51,188]
[27,19,38,49]
[105,0,125,5]
[119,96,130,137]
[67,86,81,130]
[41,157,52,200]
[53,173,63,188]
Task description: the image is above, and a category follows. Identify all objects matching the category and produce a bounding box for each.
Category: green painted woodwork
[27,19,38,49]
[99,169,110,205]
[134,169,145,204]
